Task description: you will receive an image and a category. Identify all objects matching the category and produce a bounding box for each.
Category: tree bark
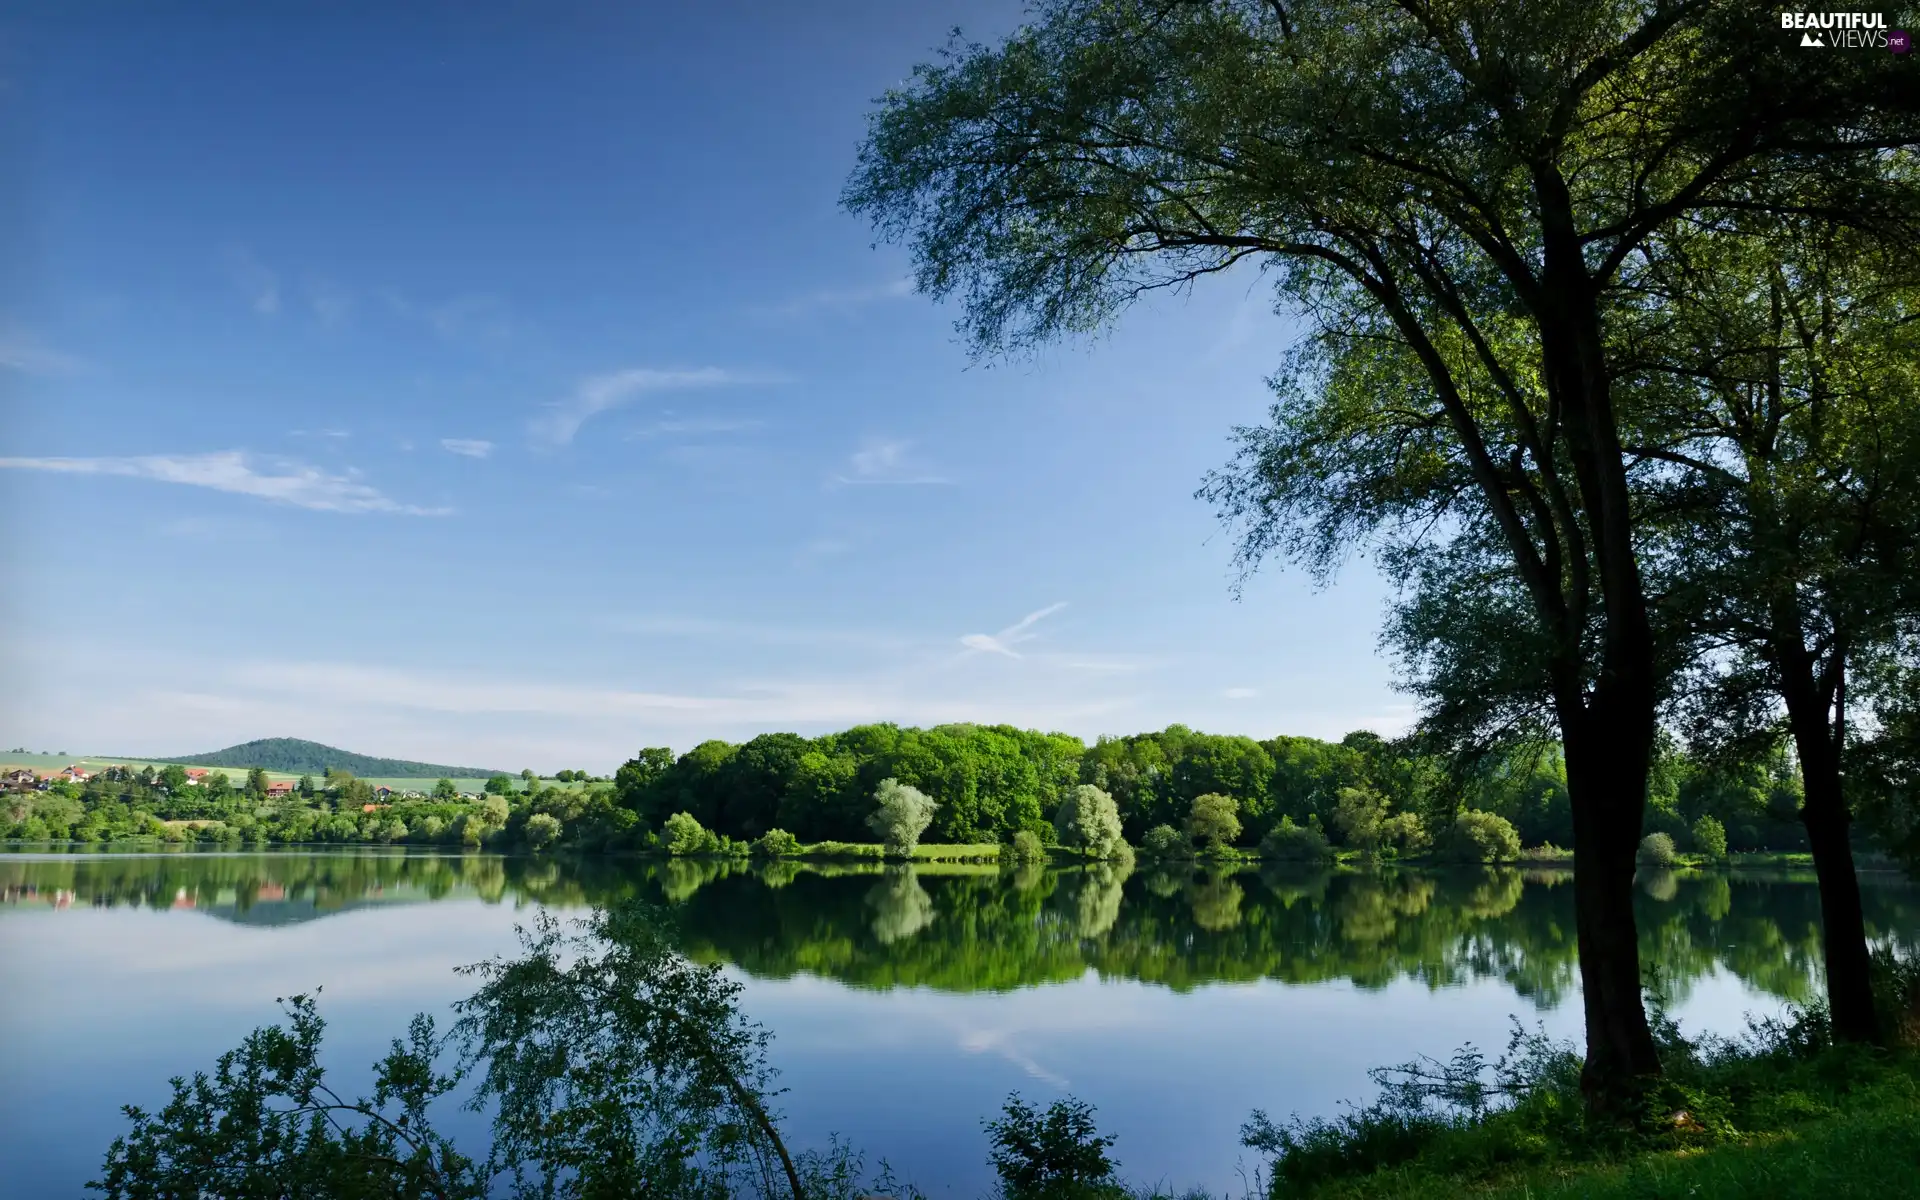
[1561,695,1664,1107]
[1781,673,1883,1045]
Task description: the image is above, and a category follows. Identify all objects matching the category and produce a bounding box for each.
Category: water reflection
[4,849,1914,1009]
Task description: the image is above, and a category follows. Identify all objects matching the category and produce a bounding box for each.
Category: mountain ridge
[157,737,507,779]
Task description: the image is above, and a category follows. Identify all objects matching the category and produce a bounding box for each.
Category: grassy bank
[1249,952,1920,1200]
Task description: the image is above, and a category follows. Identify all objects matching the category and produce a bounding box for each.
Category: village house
[59,765,92,783]
[183,768,210,786]
[265,780,296,798]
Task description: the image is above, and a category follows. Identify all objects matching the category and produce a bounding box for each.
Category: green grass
[793,840,1004,862]
[1326,1086,1920,1199]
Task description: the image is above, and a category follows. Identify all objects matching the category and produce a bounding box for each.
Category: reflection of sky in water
[0,863,1870,1198]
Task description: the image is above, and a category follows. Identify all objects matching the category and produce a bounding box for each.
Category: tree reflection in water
[3,849,1914,1010]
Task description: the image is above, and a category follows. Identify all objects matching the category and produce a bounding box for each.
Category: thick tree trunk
[1782,685,1883,1045]
[1561,695,1663,1106]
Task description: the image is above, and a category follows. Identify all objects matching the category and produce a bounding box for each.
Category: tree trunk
[1782,683,1883,1045]
[1561,696,1664,1107]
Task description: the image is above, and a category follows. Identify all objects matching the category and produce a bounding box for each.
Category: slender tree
[1629,219,1920,1044]
[846,0,1917,1102]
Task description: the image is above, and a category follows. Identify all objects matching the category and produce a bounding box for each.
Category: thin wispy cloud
[224,248,280,316]
[756,276,914,319]
[378,289,514,343]
[289,428,351,440]
[628,416,765,439]
[0,451,451,516]
[440,438,494,459]
[306,281,353,327]
[960,602,1069,659]
[0,325,87,376]
[1223,686,1259,700]
[531,367,776,447]
[831,437,950,486]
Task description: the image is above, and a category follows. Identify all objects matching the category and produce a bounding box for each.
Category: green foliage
[1639,833,1678,869]
[751,828,801,859]
[662,811,719,857]
[432,777,458,801]
[1259,817,1333,864]
[483,774,514,797]
[523,812,563,850]
[1435,812,1521,864]
[1691,816,1728,861]
[1054,784,1127,860]
[984,1094,1122,1200]
[1003,829,1048,865]
[867,777,938,857]
[1186,793,1241,850]
[91,993,481,1199]
[1138,824,1190,860]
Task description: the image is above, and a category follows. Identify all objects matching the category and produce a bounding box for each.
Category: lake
[3,849,1915,1197]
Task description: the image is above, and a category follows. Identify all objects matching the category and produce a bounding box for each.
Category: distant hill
[160,738,506,779]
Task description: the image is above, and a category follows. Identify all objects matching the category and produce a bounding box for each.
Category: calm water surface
[3,849,1915,1197]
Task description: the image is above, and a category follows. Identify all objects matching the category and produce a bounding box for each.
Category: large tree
[846,0,1916,1100]
[1630,218,1920,1043]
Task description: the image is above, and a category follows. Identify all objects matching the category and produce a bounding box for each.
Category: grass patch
[1245,953,1920,1199]
[793,840,1003,862]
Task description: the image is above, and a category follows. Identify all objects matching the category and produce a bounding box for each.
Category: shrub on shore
[1259,817,1334,863]
[1638,831,1678,868]
[1434,811,1521,863]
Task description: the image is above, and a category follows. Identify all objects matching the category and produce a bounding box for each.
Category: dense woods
[5,721,1825,861]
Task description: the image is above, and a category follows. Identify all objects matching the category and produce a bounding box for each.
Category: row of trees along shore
[832,0,1920,1107]
[5,722,1823,861]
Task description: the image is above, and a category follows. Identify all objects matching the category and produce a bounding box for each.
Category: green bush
[750,828,800,858]
[1139,824,1190,859]
[1435,810,1522,863]
[1691,815,1728,860]
[522,813,562,850]
[866,777,938,857]
[1259,816,1334,863]
[1186,792,1241,849]
[1639,831,1678,868]
[660,811,717,856]
[1003,829,1048,864]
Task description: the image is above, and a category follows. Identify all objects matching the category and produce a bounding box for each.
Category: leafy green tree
[520,769,536,790]
[91,994,481,1200]
[866,778,937,857]
[1332,786,1389,856]
[1259,817,1333,864]
[1053,784,1126,860]
[1691,816,1728,862]
[1638,832,1678,869]
[245,767,270,799]
[433,778,458,801]
[1138,824,1188,860]
[159,765,189,793]
[847,0,1915,1099]
[984,1094,1121,1200]
[749,828,800,859]
[1185,793,1240,852]
[1637,222,1920,1045]
[1436,811,1522,864]
[523,812,563,850]
[295,773,315,799]
[661,811,716,857]
[483,775,514,797]
[1003,829,1048,865]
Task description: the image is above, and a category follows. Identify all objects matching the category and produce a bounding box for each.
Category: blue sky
[0,2,1400,770]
